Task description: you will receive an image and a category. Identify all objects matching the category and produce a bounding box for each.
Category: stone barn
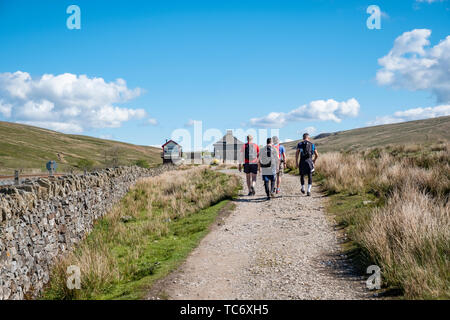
[213,130,244,164]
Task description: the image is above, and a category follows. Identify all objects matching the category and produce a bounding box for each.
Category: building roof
[213,130,244,146]
[162,139,181,148]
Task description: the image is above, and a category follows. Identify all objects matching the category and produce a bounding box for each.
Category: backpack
[260,146,272,168]
[300,141,313,160]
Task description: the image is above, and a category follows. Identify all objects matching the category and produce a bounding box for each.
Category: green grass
[324,192,381,274]
[0,121,162,174]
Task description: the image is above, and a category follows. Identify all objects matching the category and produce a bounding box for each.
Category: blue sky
[0,0,449,150]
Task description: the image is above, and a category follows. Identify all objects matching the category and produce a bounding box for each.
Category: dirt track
[147,170,370,300]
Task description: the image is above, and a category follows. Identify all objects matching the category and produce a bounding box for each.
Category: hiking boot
[307,191,311,196]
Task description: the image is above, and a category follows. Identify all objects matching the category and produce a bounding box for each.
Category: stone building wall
[0,165,172,300]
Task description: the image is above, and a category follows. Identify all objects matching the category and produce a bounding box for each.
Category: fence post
[14,170,19,185]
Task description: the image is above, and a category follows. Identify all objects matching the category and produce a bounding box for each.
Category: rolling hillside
[0,121,162,174]
[283,116,450,155]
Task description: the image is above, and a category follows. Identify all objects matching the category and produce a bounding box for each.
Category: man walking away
[239,134,260,196]
[259,137,279,200]
[295,133,319,196]
[272,136,286,194]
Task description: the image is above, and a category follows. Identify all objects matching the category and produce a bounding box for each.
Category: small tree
[76,158,95,171]
[104,146,123,168]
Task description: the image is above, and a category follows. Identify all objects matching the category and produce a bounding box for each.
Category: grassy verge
[42,167,241,300]
[325,192,380,275]
[285,142,450,299]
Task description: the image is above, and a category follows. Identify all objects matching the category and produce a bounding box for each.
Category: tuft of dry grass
[284,158,298,175]
[357,185,449,299]
[318,153,375,194]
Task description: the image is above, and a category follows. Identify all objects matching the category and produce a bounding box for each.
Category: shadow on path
[234,196,269,203]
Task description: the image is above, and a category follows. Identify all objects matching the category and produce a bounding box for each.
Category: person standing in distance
[259,137,279,200]
[272,136,286,194]
[295,133,319,196]
[239,134,260,196]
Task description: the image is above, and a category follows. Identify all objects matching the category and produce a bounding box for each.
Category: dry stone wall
[0,165,173,300]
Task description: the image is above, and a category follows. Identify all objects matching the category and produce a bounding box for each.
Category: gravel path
[147,170,370,300]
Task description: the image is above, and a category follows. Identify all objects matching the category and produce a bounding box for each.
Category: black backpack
[300,141,313,160]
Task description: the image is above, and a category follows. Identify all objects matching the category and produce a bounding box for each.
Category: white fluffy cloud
[368,104,450,125]
[0,71,150,133]
[0,100,12,117]
[376,29,450,103]
[249,98,360,128]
